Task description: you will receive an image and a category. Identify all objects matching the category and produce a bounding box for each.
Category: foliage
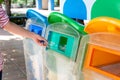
[11,0,35,7]
[11,0,17,3]
[11,0,33,4]
[17,0,24,4]
[0,0,3,4]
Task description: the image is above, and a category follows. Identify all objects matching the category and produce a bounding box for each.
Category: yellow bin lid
[84,17,120,34]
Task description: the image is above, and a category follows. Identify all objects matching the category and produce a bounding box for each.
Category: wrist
[28,32,36,39]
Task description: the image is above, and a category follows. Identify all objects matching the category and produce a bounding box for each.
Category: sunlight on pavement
[0,35,23,40]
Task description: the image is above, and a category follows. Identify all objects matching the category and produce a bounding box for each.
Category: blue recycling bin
[24,9,47,80]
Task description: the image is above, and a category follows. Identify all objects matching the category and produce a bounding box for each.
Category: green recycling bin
[44,12,86,80]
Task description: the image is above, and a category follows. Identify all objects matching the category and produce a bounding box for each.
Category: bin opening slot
[48,31,76,59]
[29,24,43,35]
[58,36,67,52]
[86,44,120,78]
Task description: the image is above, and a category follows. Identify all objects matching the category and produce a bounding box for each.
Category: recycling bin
[44,22,80,80]
[43,12,86,80]
[77,17,120,80]
[23,9,47,80]
[82,33,120,80]
[23,39,46,80]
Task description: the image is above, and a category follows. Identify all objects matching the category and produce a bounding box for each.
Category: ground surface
[0,29,27,80]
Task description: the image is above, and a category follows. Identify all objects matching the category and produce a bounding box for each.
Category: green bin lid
[91,0,120,19]
[48,12,86,35]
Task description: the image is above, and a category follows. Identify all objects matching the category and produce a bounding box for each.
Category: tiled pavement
[0,29,27,80]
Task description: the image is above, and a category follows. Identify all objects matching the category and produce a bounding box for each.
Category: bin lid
[26,9,48,25]
[84,17,120,34]
[63,0,87,20]
[48,12,86,34]
[91,0,120,19]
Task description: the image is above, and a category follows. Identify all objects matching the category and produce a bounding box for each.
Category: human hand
[30,32,48,46]
[3,21,48,46]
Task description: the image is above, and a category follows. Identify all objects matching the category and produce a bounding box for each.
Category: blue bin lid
[26,9,48,26]
[63,0,87,20]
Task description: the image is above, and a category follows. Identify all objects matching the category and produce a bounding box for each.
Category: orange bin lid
[84,17,120,34]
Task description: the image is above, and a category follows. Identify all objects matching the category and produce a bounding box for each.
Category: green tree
[0,0,3,4]
[11,0,17,3]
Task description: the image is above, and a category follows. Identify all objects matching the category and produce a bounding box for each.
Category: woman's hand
[3,21,48,46]
[30,32,48,46]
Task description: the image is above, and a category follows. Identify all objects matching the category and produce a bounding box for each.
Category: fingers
[39,40,48,46]
[31,33,47,46]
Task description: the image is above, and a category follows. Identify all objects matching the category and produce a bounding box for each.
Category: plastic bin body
[81,33,120,80]
[26,9,48,37]
[45,12,86,80]
[77,17,120,80]
[44,22,81,80]
[24,10,47,80]
[23,39,45,80]
[25,18,46,37]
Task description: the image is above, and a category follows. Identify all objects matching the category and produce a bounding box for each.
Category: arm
[0,5,47,46]
[3,21,48,46]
